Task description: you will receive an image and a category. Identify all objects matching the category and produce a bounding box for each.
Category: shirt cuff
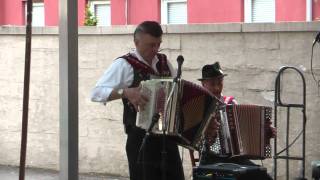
[91,86,114,102]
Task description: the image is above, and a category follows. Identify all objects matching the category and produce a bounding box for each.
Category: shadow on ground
[0,165,129,180]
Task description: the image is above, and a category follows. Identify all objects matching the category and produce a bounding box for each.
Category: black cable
[276,130,303,156]
[311,43,319,83]
[311,33,320,94]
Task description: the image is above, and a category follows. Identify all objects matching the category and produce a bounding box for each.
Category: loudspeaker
[193,163,270,180]
[312,161,320,180]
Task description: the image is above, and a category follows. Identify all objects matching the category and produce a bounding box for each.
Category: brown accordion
[136,79,222,150]
[211,104,272,159]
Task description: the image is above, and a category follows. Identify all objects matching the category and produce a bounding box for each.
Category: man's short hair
[134,21,163,39]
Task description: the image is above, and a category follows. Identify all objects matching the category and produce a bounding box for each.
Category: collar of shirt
[131,50,159,73]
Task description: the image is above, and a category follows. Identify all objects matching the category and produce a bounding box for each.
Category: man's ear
[201,81,206,87]
[134,38,138,46]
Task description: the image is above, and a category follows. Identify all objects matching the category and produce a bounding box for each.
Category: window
[89,0,111,26]
[25,2,45,26]
[244,0,275,23]
[161,0,187,24]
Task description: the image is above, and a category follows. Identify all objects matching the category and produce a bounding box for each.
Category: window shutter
[252,0,275,23]
[26,3,44,26]
[168,2,187,24]
[95,4,111,26]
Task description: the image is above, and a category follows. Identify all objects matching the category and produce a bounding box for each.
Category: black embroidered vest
[119,53,171,133]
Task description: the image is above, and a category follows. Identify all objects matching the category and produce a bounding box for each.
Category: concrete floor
[0,165,129,180]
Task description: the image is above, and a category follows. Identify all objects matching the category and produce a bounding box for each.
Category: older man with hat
[196,62,275,180]
[196,62,237,147]
[198,62,236,104]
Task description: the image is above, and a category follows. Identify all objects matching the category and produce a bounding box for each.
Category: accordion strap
[119,53,172,77]
[120,53,157,75]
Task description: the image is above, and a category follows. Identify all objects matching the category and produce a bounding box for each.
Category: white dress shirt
[91,50,176,103]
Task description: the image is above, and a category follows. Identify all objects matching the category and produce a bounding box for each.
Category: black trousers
[126,127,185,180]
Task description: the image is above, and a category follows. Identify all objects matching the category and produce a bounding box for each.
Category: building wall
[78,0,86,25]
[44,0,58,26]
[1,0,25,25]
[127,0,160,24]
[111,0,126,25]
[1,0,320,26]
[0,1,4,24]
[45,0,86,26]
[188,0,244,23]
[276,0,306,22]
[0,22,319,179]
[314,0,320,20]
[0,0,86,26]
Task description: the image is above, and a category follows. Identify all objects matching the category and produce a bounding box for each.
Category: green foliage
[84,5,98,26]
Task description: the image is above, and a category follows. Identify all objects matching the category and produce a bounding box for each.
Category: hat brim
[197,74,227,81]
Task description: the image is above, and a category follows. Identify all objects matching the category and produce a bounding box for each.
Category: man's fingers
[137,84,142,92]
[140,95,149,106]
[141,94,149,102]
[137,94,149,111]
[131,101,139,112]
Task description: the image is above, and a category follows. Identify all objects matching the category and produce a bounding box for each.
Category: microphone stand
[313,31,320,46]
[161,55,184,180]
[19,0,33,180]
[138,113,160,180]
[174,55,184,83]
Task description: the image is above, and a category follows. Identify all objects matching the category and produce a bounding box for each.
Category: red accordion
[212,104,272,159]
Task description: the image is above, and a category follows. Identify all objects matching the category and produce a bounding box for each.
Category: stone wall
[0,22,319,179]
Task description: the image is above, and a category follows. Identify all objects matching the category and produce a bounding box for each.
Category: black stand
[138,113,160,180]
[274,66,307,180]
[160,55,184,180]
[139,55,185,180]
[173,55,184,83]
[161,128,167,180]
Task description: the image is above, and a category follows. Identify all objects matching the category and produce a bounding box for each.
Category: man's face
[134,33,162,63]
[202,77,224,97]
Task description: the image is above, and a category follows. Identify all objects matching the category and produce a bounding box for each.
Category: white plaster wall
[0,22,319,179]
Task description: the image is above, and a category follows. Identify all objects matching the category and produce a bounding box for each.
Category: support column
[59,0,79,179]
[306,0,312,21]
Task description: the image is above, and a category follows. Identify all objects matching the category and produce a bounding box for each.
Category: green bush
[84,5,98,26]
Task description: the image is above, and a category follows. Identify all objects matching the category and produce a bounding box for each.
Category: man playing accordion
[197,62,276,179]
[91,21,184,180]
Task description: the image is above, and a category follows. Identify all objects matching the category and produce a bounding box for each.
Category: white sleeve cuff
[90,86,113,102]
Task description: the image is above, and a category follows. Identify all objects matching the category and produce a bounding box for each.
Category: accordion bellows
[212,104,272,159]
[136,79,222,150]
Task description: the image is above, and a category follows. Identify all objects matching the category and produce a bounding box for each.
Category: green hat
[198,62,227,81]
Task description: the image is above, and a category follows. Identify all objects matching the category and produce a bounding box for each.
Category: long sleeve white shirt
[91,50,176,103]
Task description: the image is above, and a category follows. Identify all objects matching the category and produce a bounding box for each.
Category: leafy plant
[84,4,98,26]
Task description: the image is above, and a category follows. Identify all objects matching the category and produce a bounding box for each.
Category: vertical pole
[274,105,278,180]
[306,0,312,21]
[59,0,78,179]
[274,75,279,180]
[302,76,307,179]
[286,107,290,180]
[19,0,33,179]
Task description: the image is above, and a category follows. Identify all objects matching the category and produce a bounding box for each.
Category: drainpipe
[306,0,312,21]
